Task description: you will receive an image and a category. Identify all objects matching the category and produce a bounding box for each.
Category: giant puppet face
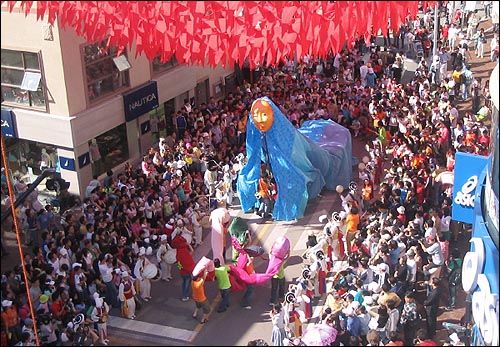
[251,99,274,133]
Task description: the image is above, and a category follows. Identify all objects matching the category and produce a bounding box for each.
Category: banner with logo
[452,152,488,223]
[1,108,17,138]
[123,81,159,122]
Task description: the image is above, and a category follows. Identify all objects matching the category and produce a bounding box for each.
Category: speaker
[316,250,324,260]
[302,268,311,280]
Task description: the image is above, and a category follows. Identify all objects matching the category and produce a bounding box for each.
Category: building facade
[1,6,234,196]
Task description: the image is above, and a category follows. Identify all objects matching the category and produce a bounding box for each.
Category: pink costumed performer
[192,256,215,281]
[210,207,231,265]
[229,236,290,288]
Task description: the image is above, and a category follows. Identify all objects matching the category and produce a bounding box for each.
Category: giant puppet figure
[210,207,231,264]
[237,97,352,221]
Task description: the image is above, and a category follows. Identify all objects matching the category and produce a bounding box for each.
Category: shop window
[83,41,130,103]
[1,49,47,111]
[152,55,179,75]
[92,124,130,176]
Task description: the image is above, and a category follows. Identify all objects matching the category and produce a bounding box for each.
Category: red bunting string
[1,1,435,67]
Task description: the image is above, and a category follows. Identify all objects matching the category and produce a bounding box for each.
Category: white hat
[169,218,175,224]
[165,223,174,230]
[351,301,361,310]
[160,234,167,242]
[121,271,130,278]
[139,247,146,256]
[377,263,389,273]
[364,296,374,306]
[397,206,406,214]
[342,306,354,316]
[144,238,150,244]
[176,169,183,177]
[152,235,158,241]
[72,262,82,269]
[146,246,153,256]
[2,300,13,307]
[382,233,391,241]
[176,160,186,168]
[59,248,68,256]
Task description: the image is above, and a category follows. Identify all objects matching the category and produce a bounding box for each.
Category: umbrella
[301,323,338,346]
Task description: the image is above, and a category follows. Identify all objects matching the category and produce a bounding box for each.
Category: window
[93,124,130,176]
[1,49,47,111]
[152,55,179,75]
[83,40,129,103]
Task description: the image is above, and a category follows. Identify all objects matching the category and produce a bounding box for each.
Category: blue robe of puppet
[237,97,352,221]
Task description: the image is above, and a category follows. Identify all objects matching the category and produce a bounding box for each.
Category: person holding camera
[38,313,58,345]
[98,254,119,308]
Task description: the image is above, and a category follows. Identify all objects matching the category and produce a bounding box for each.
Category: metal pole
[433,3,440,57]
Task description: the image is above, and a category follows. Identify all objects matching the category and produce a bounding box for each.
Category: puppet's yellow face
[251,99,274,133]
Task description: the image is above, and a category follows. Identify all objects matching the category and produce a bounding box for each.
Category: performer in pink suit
[210,207,231,264]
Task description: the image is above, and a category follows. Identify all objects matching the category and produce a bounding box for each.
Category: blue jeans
[181,274,192,299]
[241,284,254,307]
[218,288,231,312]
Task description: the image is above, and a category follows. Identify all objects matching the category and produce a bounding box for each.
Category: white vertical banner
[464,1,477,12]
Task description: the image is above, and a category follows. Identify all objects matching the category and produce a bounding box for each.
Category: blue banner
[78,152,91,168]
[123,81,159,122]
[451,152,488,223]
[59,157,76,171]
[1,108,17,138]
[141,120,151,135]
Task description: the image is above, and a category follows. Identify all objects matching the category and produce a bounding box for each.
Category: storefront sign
[462,237,499,346]
[59,156,76,171]
[1,108,17,138]
[123,81,159,122]
[141,120,151,135]
[78,152,91,168]
[452,152,487,223]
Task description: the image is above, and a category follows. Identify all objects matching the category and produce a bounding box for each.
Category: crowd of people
[1,4,496,346]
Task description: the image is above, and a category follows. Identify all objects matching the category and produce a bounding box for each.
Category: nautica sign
[123,81,159,122]
[129,93,157,112]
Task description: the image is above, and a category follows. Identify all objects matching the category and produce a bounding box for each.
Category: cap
[121,271,130,278]
[406,249,416,256]
[72,263,82,269]
[160,234,167,242]
[139,247,146,256]
[24,318,33,326]
[146,246,153,256]
[59,248,68,256]
[39,295,49,304]
[397,206,406,214]
[2,300,13,307]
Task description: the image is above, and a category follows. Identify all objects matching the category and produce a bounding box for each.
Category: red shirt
[416,340,437,346]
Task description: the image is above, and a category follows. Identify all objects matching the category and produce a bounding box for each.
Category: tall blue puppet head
[237,97,327,221]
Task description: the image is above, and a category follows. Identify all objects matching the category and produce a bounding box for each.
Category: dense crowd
[1,4,496,346]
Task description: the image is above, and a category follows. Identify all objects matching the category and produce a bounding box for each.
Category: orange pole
[1,134,41,346]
